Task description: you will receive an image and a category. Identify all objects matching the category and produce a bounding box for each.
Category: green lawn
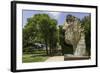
[22,54,48,63]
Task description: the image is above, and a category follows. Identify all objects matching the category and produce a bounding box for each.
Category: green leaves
[81,15,91,56]
[23,14,58,55]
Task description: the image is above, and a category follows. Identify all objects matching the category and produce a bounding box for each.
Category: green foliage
[23,14,58,56]
[22,54,48,63]
[81,15,91,56]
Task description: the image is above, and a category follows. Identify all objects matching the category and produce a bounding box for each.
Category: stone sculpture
[63,15,86,56]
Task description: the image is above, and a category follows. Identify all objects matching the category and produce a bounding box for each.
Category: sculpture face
[63,22,74,45]
[63,19,81,46]
[63,16,81,49]
[63,15,86,56]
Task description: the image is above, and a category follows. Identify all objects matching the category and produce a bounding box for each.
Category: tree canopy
[23,14,58,56]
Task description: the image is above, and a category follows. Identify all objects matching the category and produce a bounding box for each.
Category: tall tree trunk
[45,39,48,55]
[49,39,53,56]
[49,41,52,56]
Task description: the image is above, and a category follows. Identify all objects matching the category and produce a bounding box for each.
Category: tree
[23,17,38,53]
[23,14,58,55]
[81,15,91,55]
[38,14,58,56]
[48,19,58,55]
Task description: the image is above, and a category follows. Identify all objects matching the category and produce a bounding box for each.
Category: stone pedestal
[64,54,90,60]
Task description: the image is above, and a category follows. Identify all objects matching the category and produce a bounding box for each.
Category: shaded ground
[45,56,64,62]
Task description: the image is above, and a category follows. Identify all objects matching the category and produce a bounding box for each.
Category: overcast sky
[22,10,90,27]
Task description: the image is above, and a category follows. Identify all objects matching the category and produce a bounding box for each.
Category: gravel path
[45,56,64,62]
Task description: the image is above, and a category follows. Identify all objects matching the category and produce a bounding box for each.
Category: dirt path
[45,56,64,62]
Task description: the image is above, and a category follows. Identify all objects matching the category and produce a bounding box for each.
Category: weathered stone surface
[63,15,86,56]
[74,33,86,56]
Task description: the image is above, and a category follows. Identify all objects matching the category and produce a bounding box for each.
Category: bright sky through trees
[23,10,90,27]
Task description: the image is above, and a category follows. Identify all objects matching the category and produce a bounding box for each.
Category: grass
[23,50,46,54]
[22,54,48,63]
[32,50,46,54]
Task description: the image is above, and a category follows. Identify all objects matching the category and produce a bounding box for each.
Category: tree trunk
[45,39,48,55]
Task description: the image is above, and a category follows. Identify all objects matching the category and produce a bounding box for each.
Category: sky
[22,10,90,27]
